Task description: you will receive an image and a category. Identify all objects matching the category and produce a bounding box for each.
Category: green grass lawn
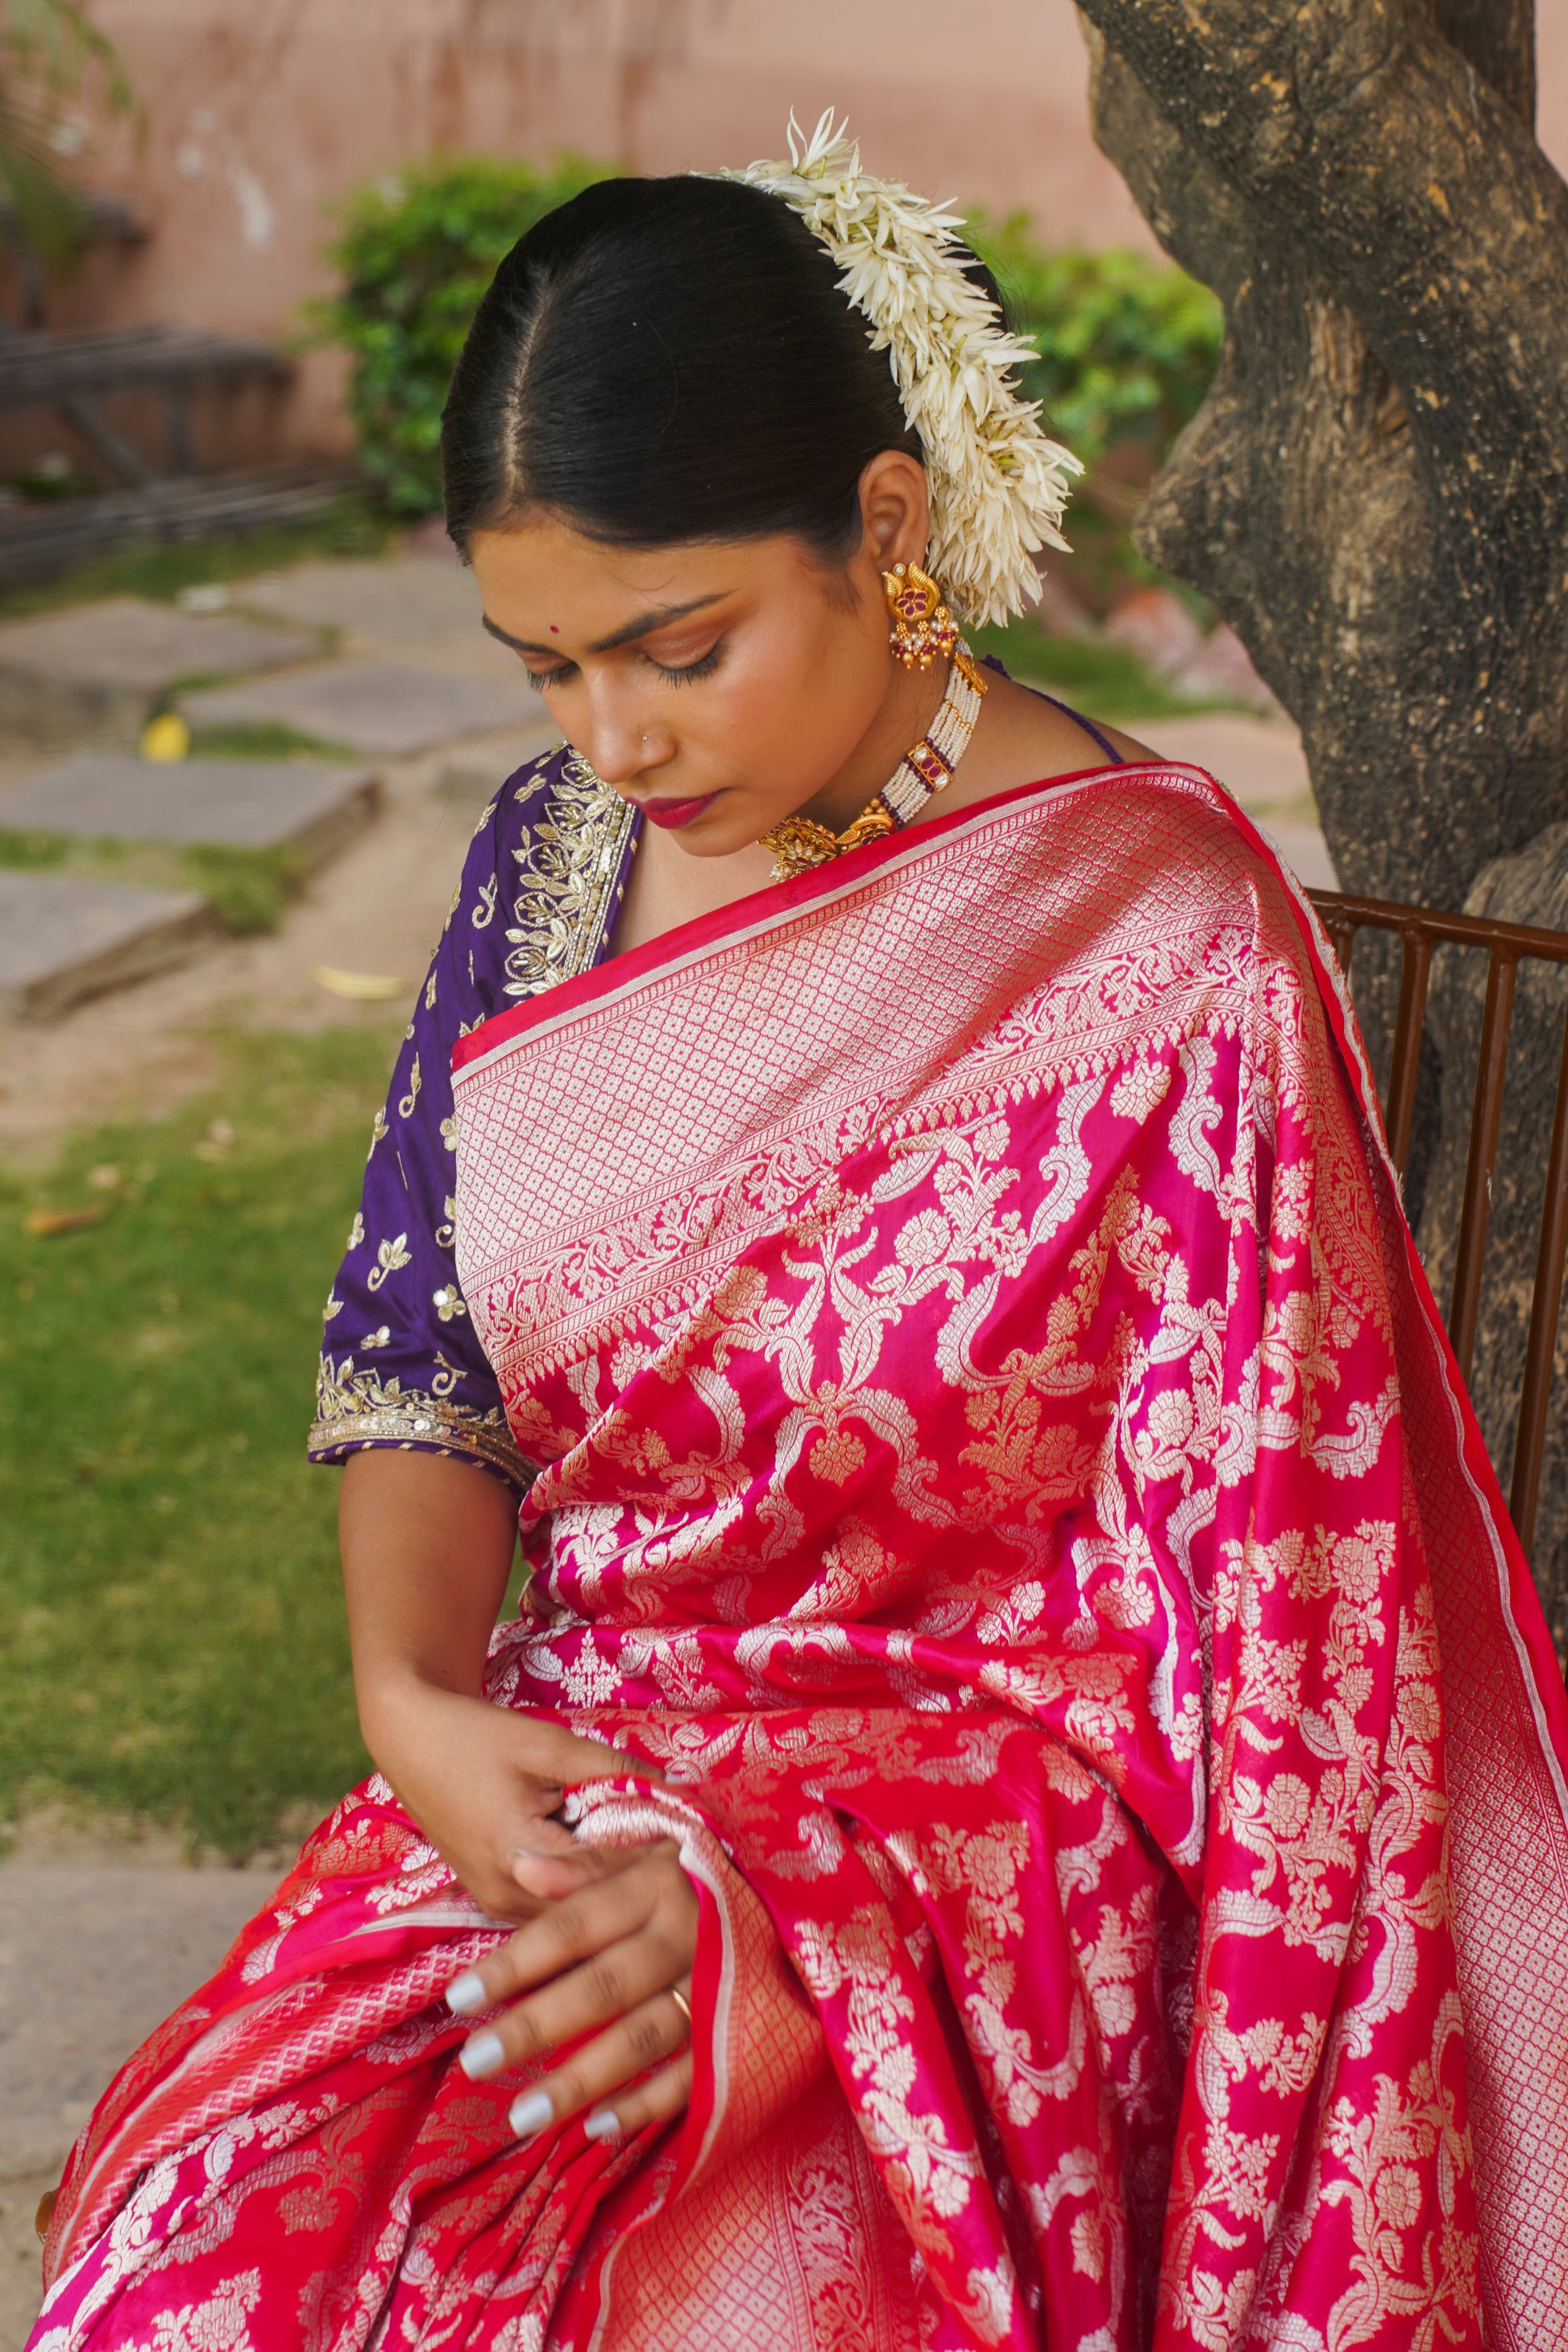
[0,1027,400,1856]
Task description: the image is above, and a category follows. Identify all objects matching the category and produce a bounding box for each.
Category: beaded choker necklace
[760,644,989,882]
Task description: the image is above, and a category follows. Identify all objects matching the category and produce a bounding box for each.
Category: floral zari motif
[33,769,1568,2351]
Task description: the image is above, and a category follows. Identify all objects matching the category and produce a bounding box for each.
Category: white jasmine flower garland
[721,110,1082,628]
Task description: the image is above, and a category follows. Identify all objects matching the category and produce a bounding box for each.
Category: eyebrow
[482,593,727,658]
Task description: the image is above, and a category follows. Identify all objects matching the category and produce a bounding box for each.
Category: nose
[579,682,671,786]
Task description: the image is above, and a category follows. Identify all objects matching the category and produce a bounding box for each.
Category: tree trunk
[1074,0,1568,1634]
[1074,0,1568,921]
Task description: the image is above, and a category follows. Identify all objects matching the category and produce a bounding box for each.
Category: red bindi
[550,624,559,633]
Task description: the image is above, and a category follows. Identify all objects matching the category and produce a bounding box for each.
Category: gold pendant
[758,805,894,881]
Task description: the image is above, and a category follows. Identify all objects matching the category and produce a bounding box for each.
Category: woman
[30,120,1568,2351]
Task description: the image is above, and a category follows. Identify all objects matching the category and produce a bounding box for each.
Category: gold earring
[881,560,958,670]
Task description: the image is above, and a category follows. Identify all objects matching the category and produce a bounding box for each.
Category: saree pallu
[32,765,1568,2352]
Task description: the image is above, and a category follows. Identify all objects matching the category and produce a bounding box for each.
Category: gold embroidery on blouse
[436,1195,456,1250]
[310,1356,533,1487]
[432,1284,467,1322]
[366,1231,412,1292]
[502,752,636,999]
[367,1106,388,1161]
[397,1056,421,1119]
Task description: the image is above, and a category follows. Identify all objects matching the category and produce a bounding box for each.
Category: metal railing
[1308,889,1568,1555]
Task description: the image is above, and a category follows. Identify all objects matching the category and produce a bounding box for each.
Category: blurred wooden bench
[0,460,355,587]
[0,323,291,488]
[0,189,354,583]
[1309,887,1568,1557]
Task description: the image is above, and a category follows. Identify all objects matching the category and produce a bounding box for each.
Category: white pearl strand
[877,642,985,826]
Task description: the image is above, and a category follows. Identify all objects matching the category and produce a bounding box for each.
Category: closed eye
[520,639,725,691]
[649,641,724,685]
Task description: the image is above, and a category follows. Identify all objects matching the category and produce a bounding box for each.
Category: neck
[795,656,951,834]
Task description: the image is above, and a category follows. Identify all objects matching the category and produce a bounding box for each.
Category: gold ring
[668,1985,692,2030]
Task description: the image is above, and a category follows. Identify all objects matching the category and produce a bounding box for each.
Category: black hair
[440,172,1004,564]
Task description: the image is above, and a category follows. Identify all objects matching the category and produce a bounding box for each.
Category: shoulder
[444,740,636,1018]
[463,739,573,867]
[1010,754,1325,980]
[441,741,570,932]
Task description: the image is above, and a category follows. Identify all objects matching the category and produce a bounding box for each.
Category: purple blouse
[308,743,639,1492]
[309,690,1120,1491]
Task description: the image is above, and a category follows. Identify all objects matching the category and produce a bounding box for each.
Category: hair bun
[720,112,1081,628]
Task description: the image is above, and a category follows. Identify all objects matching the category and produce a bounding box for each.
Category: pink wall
[45,0,1568,463]
[59,0,1151,456]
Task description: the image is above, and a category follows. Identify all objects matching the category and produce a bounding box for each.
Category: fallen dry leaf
[25,1205,106,1238]
[310,965,409,1002]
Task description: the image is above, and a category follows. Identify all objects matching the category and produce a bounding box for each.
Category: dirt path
[0,725,552,1165]
[0,1819,287,2350]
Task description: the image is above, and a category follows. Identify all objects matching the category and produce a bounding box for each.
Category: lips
[639,794,716,831]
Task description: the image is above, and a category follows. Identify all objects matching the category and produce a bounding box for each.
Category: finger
[505,1989,693,2141]
[583,2044,695,2147]
[456,1906,693,2079]
[445,1849,692,2025]
[432,1774,573,1926]
[508,1837,653,1899]
[497,1847,687,1993]
[499,1719,633,1786]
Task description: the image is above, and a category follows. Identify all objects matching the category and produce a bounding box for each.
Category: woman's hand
[337,1451,697,2138]
[445,1840,699,2145]
[339,1450,632,1919]
[361,1674,629,1921]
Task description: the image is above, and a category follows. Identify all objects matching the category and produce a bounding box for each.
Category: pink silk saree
[32,763,1568,2352]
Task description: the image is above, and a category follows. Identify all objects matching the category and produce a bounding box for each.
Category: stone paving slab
[181,656,543,757]
[0,871,215,1019]
[0,754,381,865]
[237,555,530,690]
[240,554,482,646]
[433,728,562,815]
[0,1863,282,2176]
[0,599,315,752]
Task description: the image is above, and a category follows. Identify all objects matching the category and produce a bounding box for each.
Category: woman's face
[467,453,931,859]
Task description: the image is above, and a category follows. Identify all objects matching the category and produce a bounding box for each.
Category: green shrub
[966,215,1222,477]
[308,154,616,517]
[309,158,1220,596]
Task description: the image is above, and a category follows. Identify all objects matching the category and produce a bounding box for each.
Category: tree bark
[1074,0,1568,919]
[1075,0,1568,1636]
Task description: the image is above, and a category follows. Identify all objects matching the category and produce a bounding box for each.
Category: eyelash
[655,643,724,686]
[521,642,725,692]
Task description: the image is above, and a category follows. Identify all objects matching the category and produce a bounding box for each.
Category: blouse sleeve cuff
[308,1355,533,1493]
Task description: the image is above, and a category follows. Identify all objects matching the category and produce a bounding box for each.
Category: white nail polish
[458,2031,505,2081]
[444,1970,487,2017]
[509,2087,554,2138]
[584,2108,622,2142]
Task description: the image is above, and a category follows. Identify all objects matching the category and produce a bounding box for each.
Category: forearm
[339,1447,617,1809]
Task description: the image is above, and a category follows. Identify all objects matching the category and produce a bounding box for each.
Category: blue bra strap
[977,653,1125,768]
[1030,687,1125,768]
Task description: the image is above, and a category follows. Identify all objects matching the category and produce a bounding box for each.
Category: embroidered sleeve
[309,745,639,1488]
[309,765,553,1492]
